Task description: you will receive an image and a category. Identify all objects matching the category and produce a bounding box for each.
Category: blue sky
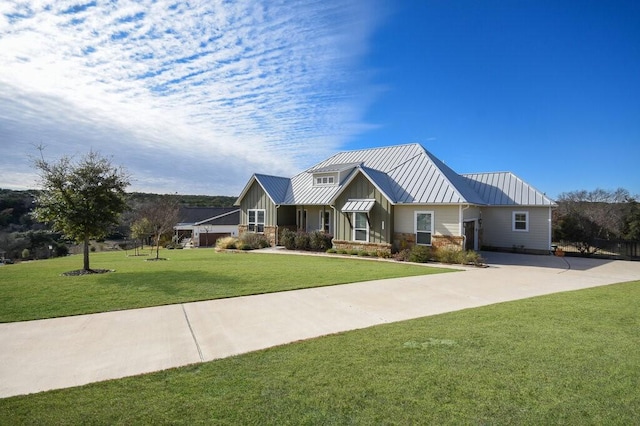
[1,0,638,199]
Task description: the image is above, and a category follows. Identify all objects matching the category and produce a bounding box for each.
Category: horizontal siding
[481,207,551,251]
[463,206,481,221]
[394,205,461,236]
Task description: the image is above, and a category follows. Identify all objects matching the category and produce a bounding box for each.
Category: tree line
[553,188,640,254]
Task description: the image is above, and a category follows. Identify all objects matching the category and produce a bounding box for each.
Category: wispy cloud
[0,0,384,194]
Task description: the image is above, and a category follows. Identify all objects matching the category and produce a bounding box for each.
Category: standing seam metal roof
[243,144,554,207]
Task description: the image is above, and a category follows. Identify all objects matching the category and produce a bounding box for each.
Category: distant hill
[0,188,237,231]
[127,192,237,208]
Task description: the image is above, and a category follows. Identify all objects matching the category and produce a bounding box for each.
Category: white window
[320,211,331,233]
[513,211,529,232]
[247,209,265,233]
[353,212,368,241]
[314,175,336,186]
[415,211,434,245]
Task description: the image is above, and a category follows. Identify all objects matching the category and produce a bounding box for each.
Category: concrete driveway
[1,252,639,398]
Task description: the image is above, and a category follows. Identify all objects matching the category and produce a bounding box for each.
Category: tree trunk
[156,234,160,259]
[83,235,90,271]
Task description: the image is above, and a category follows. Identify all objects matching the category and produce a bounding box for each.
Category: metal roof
[238,144,554,208]
[341,199,376,212]
[462,172,556,206]
[177,207,240,226]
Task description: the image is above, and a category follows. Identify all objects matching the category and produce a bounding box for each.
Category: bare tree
[137,196,180,260]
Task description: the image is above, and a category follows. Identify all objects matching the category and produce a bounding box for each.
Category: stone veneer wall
[393,232,464,251]
[332,239,392,255]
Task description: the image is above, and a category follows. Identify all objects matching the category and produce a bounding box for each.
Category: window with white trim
[513,211,529,232]
[314,174,336,186]
[415,211,434,245]
[353,212,368,241]
[247,209,265,233]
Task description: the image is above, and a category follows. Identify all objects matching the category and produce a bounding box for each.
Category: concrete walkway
[1,252,639,398]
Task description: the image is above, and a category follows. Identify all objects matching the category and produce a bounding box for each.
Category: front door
[464,221,475,251]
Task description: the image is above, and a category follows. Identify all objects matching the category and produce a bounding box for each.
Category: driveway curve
[1,252,638,398]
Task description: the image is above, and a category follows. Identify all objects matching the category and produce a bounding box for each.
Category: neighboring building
[174,207,239,247]
[235,143,556,254]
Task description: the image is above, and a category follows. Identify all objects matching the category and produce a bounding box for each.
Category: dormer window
[314,174,336,186]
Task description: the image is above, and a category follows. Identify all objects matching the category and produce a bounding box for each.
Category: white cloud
[0,0,385,195]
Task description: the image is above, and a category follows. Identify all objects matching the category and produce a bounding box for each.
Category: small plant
[348,249,360,256]
[326,248,337,254]
[357,250,370,257]
[459,250,484,266]
[336,249,348,254]
[393,249,411,262]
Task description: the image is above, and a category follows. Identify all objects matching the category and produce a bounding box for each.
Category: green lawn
[1,280,638,424]
[0,249,453,322]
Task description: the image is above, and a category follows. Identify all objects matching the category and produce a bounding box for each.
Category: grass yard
[1,280,638,424]
[0,249,453,322]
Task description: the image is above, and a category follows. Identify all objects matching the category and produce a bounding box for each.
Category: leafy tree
[555,188,635,254]
[621,197,640,240]
[136,196,180,260]
[32,150,130,272]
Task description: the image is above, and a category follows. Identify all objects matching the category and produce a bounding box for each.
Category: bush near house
[215,234,269,251]
[394,245,483,266]
[280,229,333,252]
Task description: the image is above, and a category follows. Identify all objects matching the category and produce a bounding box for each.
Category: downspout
[548,206,552,252]
[275,205,280,246]
[330,205,337,243]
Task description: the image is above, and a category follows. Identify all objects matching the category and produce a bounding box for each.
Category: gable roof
[235,174,291,206]
[462,172,556,206]
[177,207,240,226]
[236,143,554,207]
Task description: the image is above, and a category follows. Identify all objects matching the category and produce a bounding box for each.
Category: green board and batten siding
[334,172,393,244]
[239,181,277,227]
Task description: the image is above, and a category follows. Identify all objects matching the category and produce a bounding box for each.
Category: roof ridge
[421,148,480,204]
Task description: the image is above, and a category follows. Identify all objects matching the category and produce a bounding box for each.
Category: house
[235,143,556,254]
[174,207,240,247]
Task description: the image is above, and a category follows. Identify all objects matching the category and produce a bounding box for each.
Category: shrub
[434,247,459,264]
[238,233,269,250]
[21,248,30,259]
[280,229,296,250]
[215,236,238,250]
[336,249,348,254]
[458,250,484,266]
[326,248,337,254]
[392,249,411,262]
[294,232,311,251]
[431,247,483,265]
[357,251,370,257]
[309,231,333,251]
[408,245,434,263]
